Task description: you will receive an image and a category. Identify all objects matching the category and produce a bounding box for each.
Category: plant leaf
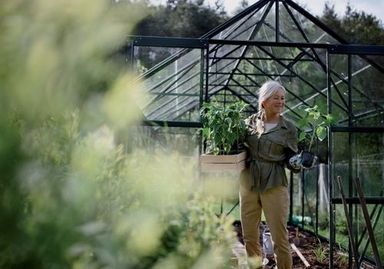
[299,131,307,141]
[316,126,327,141]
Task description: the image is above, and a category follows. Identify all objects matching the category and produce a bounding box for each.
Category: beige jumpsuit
[240,115,298,269]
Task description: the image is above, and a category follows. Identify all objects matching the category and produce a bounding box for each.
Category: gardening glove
[289,153,303,170]
[289,151,318,170]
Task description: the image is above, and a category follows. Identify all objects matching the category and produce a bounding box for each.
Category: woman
[240,80,299,269]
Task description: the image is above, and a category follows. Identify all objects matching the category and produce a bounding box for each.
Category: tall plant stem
[308,129,316,152]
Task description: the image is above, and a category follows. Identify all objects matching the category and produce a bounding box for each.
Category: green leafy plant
[0,1,237,268]
[313,238,327,264]
[200,101,248,155]
[297,105,335,152]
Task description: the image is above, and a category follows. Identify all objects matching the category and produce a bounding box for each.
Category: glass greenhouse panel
[279,2,308,43]
[208,45,243,83]
[302,168,319,232]
[355,204,384,261]
[133,46,185,75]
[328,54,349,127]
[332,204,384,264]
[144,49,200,91]
[145,96,200,122]
[212,3,271,41]
[212,6,261,40]
[282,2,340,45]
[130,126,200,157]
[290,172,303,222]
[330,74,349,127]
[333,204,351,252]
[334,189,384,260]
[332,132,350,197]
[141,49,202,122]
[332,132,384,197]
[353,132,384,197]
[351,55,384,127]
[254,21,276,42]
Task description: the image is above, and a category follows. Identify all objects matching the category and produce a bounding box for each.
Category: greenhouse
[128,0,384,268]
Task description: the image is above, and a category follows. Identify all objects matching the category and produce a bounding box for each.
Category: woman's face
[262,88,285,115]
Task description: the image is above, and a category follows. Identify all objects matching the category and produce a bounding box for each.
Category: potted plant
[295,105,335,168]
[199,101,248,172]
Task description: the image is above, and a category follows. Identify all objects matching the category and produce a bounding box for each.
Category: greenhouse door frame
[327,44,384,269]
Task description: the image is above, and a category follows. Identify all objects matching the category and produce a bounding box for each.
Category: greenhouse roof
[131,0,384,129]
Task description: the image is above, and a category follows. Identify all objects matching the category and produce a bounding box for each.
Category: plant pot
[301,151,318,169]
[200,151,247,172]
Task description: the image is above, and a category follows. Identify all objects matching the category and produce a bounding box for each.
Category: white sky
[208,0,384,22]
[151,0,384,23]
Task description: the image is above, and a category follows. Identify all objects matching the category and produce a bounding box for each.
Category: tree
[132,0,228,71]
[134,0,227,37]
[320,3,384,45]
[234,0,249,15]
[321,3,343,37]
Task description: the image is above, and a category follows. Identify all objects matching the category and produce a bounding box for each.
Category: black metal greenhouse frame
[128,0,384,268]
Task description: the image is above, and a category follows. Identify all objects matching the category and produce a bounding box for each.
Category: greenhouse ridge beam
[330,44,384,56]
[209,56,314,61]
[208,39,330,48]
[130,37,379,51]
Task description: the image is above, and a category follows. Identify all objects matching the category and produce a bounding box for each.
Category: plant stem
[309,129,316,152]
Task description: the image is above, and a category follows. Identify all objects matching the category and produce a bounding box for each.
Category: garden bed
[232,223,376,269]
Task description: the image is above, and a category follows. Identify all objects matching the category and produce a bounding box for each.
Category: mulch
[232,222,376,269]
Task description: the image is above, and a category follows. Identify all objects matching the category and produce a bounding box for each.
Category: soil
[232,222,376,269]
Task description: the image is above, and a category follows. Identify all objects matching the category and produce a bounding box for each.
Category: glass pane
[351,55,384,127]
[213,4,269,41]
[129,126,200,157]
[283,3,340,44]
[142,49,202,122]
[280,3,307,43]
[353,132,384,196]
[134,46,185,75]
[302,168,319,232]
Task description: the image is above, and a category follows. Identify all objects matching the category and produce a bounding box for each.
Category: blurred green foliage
[0,1,236,268]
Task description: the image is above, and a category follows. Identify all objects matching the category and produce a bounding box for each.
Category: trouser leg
[239,182,262,258]
[261,186,292,269]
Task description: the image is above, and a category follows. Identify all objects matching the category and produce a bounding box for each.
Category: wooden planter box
[200,151,247,172]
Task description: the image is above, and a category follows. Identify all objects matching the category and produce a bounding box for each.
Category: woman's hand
[289,151,318,170]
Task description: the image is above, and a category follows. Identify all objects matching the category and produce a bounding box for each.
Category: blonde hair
[256,80,286,134]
